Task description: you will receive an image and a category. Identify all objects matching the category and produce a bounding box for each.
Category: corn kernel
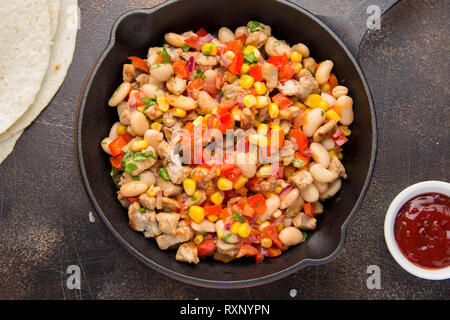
[172,107,187,118]
[241,63,250,74]
[188,205,205,223]
[193,190,202,200]
[293,62,303,73]
[272,209,282,218]
[157,96,169,112]
[304,94,322,108]
[183,178,196,196]
[340,125,351,136]
[338,152,344,160]
[201,43,217,56]
[238,223,251,238]
[326,109,340,122]
[269,123,282,130]
[207,214,219,222]
[294,101,307,110]
[277,223,284,231]
[254,119,261,127]
[317,100,329,111]
[328,150,338,159]
[264,192,276,199]
[147,185,161,197]
[150,122,162,131]
[224,50,235,60]
[268,103,279,118]
[217,231,224,238]
[256,95,269,109]
[259,221,270,231]
[230,221,242,234]
[261,238,273,248]
[257,164,273,178]
[193,234,204,245]
[210,191,224,205]
[254,82,267,95]
[217,178,233,191]
[275,186,283,194]
[231,106,242,121]
[249,133,268,148]
[233,175,248,190]
[238,75,255,89]
[321,83,331,92]
[257,123,269,135]
[242,94,257,107]
[116,125,127,135]
[290,51,303,62]
[243,45,261,59]
[131,139,148,152]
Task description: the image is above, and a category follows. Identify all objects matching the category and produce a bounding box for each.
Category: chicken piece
[293,212,317,230]
[156,140,179,163]
[147,47,163,65]
[138,193,156,210]
[280,140,296,166]
[176,242,199,264]
[156,177,182,197]
[128,146,158,176]
[252,178,283,193]
[181,51,219,66]
[166,76,187,95]
[144,104,163,120]
[221,84,246,101]
[215,239,239,258]
[162,110,177,127]
[189,167,210,184]
[156,212,180,235]
[191,219,216,233]
[155,220,194,250]
[183,190,207,209]
[213,251,235,263]
[328,156,347,179]
[280,120,292,135]
[156,196,181,211]
[167,47,183,62]
[136,74,150,86]
[279,106,299,120]
[123,64,135,82]
[261,62,278,91]
[288,170,314,190]
[285,194,305,217]
[312,201,324,215]
[313,120,337,142]
[256,106,270,123]
[128,202,161,238]
[166,162,192,185]
[246,30,269,48]
[176,220,195,240]
[240,107,255,129]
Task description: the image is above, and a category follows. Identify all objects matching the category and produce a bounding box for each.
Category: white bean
[109,122,121,140]
[108,82,131,107]
[130,111,150,136]
[303,108,326,137]
[144,129,164,149]
[302,57,316,73]
[197,90,219,114]
[140,171,156,187]
[120,181,148,197]
[282,217,293,227]
[332,85,348,99]
[310,142,331,167]
[292,43,310,58]
[279,227,303,246]
[164,32,186,47]
[321,93,336,107]
[280,188,300,209]
[310,163,338,183]
[299,183,320,202]
[235,26,248,39]
[313,180,328,193]
[117,101,128,119]
[321,137,336,150]
[320,178,342,200]
[315,60,334,85]
[258,196,281,222]
[101,137,112,155]
[336,95,354,125]
[167,95,197,110]
[218,27,235,43]
[141,83,164,99]
[265,37,291,57]
[150,64,174,82]
[235,153,257,178]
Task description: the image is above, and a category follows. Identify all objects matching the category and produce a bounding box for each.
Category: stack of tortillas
[0,0,78,164]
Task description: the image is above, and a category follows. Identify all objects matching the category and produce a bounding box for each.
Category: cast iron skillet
[75,0,399,288]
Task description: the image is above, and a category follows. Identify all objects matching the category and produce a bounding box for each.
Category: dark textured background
[0,0,448,299]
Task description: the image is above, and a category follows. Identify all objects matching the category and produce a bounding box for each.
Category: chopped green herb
[110,167,120,189]
[132,154,147,162]
[247,21,262,32]
[292,158,305,168]
[191,196,197,201]
[132,175,141,181]
[203,46,213,56]
[142,97,157,110]
[121,150,132,168]
[274,40,281,47]
[321,110,324,117]
[231,212,245,222]
[182,43,191,52]
[158,167,171,181]
[101,141,108,145]
[243,51,257,64]
[223,233,232,241]
[162,46,171,64]
[220,90,224,97]
[125,162,138,174]
[138,208,146,212]
[255,201,261,208]
[151,64,161,69]
[194,67,206,79]
[143,151,157,160]
[302,231,308,241]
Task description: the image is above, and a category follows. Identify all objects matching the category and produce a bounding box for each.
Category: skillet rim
[74,0,377,288]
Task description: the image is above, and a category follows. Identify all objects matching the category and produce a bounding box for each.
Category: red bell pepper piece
[218,112,234,134]
[290,129,309,152]
[110,153,124,169]
[271,93,293,110]
[203,204,222,216]
[267,54,289,70]
[242,203,255,218]
[125,196,139,204]
[225,40,244,74]
[328,73,338,89]
[109,135,128,157]
[249,64,263,82]
[279,63,295,83]
[217,100,236,116]
[172,59,189,79]
[197,239,216,256]
[127,56,150,73]
[248,194,267,215]
[196,27,208,37]
[236,243,259,258]
[304,202,314,217]
[220,206,233,220]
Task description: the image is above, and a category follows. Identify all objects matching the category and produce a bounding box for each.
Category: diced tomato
[304,202,314,217]
[328,73,338,89]
[268,247,282,257]
[220,206,233,220]
[172,59,189,79]
[217,100,236,116]
[125,196,139,204]
[263,224,283,249]
[110,153,124,169]
[290,129,309,152]
[271,93,293,110]
[242,203,255,218]
[236,243,259,258]
[127,56,149,73]
[225,40,244,74]
[197,239,216,256]
[196,27,208,37]
[218,112,234,134]
[267,54,289,70]
[248,194,267,215]
[122,133,132,143]
[249,64,263,82]
[203,205,222,216]
[255,253,265,264]
[127,90,146,109]
[226,39,244,54]
[109,135,128,157]
[222,166,242,183]
[279,63,295,83]
[185,35,202,51]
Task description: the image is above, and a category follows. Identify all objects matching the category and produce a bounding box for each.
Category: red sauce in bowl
[394,193,450,269]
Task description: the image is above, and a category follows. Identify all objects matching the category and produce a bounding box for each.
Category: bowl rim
[384,180,450,280]
[74,0,378,288]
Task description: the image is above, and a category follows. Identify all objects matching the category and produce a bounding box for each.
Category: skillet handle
[316,0,400,58]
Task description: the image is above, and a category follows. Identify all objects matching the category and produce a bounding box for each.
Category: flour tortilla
[0,0,78,143]
[0,131,22,164]
[0,1,51,134]
[47,0,61,39]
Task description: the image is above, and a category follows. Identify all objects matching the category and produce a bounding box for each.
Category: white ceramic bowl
[384,180,450,280]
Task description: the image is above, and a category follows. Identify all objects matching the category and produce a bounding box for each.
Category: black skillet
[75,0,399,288]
